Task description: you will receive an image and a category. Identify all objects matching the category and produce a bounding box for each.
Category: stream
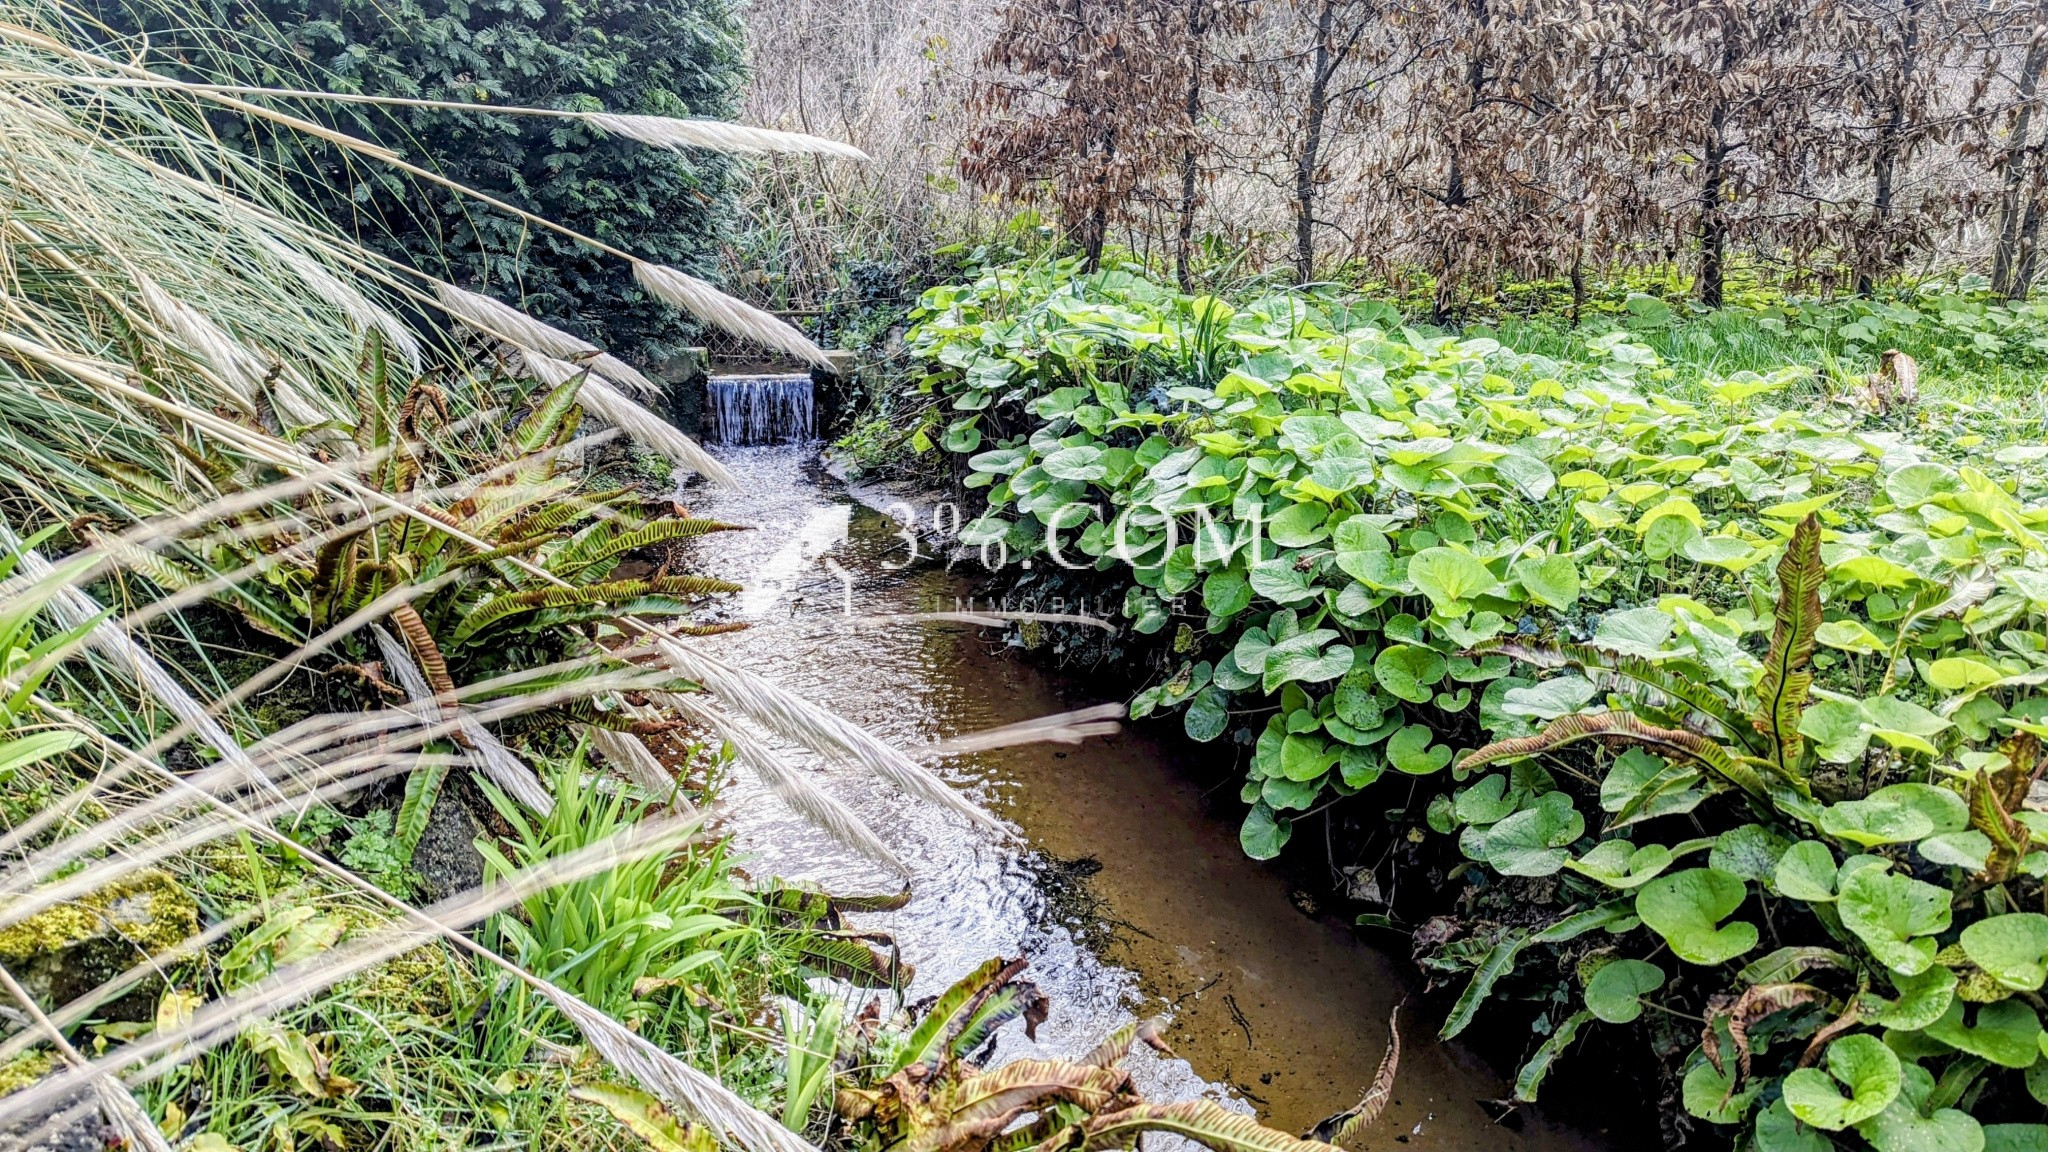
[680,447,1606,1151]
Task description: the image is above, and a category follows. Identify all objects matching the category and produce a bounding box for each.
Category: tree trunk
[1176,5,1208,292]
[1994,25,2048,297]
[2014,163,2048,292]
[1431,0,1488,324]
[1295,0,1337,284]
[1698,101,1730,308]
[1857,0,1923,296]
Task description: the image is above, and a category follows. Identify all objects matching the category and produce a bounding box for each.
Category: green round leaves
[1776,840,1841,903]
[1239,803,1290,860]
[1484,792,1584,877]
[1373,644,1447,703]
[1200,570,1252,617]
[1781,1034,1901,1130]
[1636,867,1758,966]
[1406,547,1497,617]
[1584,958,1664,1023]
[1962,914,2048,994]
[1923,1000,2043,1069]
[1511,553,1580,611]
[1838,866,1953,977]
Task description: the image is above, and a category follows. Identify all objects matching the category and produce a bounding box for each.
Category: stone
[0,868,197,1012]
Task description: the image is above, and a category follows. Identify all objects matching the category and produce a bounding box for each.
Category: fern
[1460,710,1767,798]
[395,762,447,854]
[552,518,750,578]
[514,370,589,454]
[451,577,740,644]
[500,486,633,541]
[1485,639,1767,756]
[1750,514,1824,778]
[1072,1101,1327,1152]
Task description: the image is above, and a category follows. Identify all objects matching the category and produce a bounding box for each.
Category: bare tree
[1172,2,1258,289]
[1630,0,1845,306]
[963,0,1223,269]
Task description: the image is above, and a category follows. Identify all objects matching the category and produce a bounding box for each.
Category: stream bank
[677,447,1617,1150]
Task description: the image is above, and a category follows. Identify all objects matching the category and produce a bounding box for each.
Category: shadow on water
[676,447,1611,1150]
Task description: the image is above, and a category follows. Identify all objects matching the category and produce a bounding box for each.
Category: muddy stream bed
[678,448,1610,1152]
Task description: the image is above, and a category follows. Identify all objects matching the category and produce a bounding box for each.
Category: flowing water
[707,374,816,445]
[679,448,1606,1151]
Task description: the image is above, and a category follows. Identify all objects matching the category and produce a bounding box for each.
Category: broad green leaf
[1484,792,1584,876]
[1512,554,1581,611]
[1248,558,1320,606]
[1872,783,1969,834]
[1683,1057,1760,1124]
[1960,913,2048,993]
[1833,554,1925,590]
[1863,966,1957,1031]
[1331,672,1386,729]
[1984,1125,2048,1152]
[1565,839,1679,889]
[1041,444,1106,481]
[1710,824,1792,884]
[1598,747,1706,825]
[1922,1000,2042,1068]
[1928,657,2007,692]
[1267,502,1330,548]
[1817,620,1888,654]
[1453,774,1520,826]
[1919,830,1993,870]
[1584,958,1664,1023]
[1500,675,1596,720]
[1262,632,1354,692]
[1239,803,1291,859]
[1838,867,1951,976]
[1636,868,1758,966]
[1373,644,1447,704]
[1776,841,1841,903]
[1408,547,1498,616]
[1802,698,1876,764]
[1853,1061,1984,1152]
[1279,732,1339,782]
[1822,796,1936,848]
[1885,463,1959,507]
[1644,514,1701,561]
[1591,607,1680,658]
[1184,686,1229,743]
[1202,570,1252,617]
[1755,1098,1831,1152]
[1782,1033,1900,1130]
[1386,724,1452,775]
[1684,535,1763,571]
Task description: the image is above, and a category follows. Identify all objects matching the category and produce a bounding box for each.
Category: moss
[0,868,199,1012]
[0,867,197,959]
[352,943,467,1016]
[0,1052,51,1096]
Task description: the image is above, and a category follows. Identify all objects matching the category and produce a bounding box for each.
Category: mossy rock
[0,867,198,1012]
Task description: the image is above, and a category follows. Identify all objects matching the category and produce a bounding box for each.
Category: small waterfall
[707,373,815,445]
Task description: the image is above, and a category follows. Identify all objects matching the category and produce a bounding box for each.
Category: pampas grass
[655,690,903,872]
[650,637,1004,835]
[372,624,555,813]
[920,703,1124,758]
[517,350,738,487]
[633,261,833,368]
[435,281,601,360]
[584,112,868,161]
[585,724,687,800]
